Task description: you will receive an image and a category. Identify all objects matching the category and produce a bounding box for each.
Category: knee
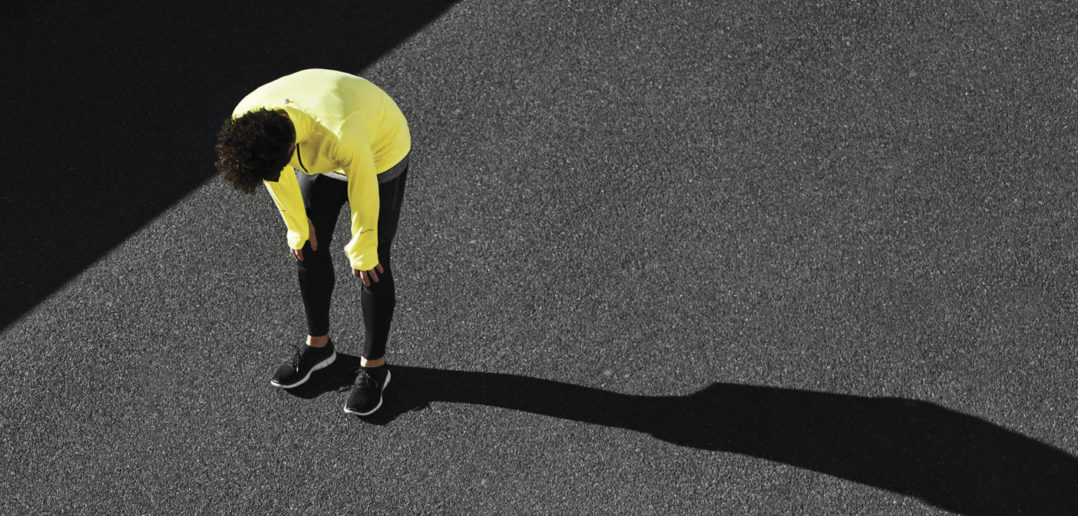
[362,271,396,300]
[297,247,331,270]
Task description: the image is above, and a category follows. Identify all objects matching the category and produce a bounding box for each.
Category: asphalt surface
[3,1,1077,514]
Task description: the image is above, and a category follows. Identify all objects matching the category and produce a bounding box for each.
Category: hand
[291,220,319,261]
[354,263,384,287]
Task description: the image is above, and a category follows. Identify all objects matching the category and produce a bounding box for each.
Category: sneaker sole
[269,352,337,389]
[343,369,391,417]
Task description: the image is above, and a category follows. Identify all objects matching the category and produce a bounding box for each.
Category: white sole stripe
[343,369,391,416]
[269,351,337,389]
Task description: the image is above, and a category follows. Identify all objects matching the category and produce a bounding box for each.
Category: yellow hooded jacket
[232,69,411,271]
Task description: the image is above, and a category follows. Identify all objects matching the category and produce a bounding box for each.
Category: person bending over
[215,68,411,417]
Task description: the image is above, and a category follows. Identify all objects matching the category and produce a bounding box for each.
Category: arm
[263,166,310,252]
[338,115,381,275]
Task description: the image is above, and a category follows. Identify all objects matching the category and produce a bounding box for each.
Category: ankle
[307,334,330,348]
[361,356,385,368]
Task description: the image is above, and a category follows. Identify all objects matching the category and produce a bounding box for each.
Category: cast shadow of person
[290,354,1078,515]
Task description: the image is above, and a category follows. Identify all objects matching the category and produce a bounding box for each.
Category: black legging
[295,165,407,360]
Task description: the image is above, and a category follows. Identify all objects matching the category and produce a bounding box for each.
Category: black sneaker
[344,365,391,416]
[269,340,337,388]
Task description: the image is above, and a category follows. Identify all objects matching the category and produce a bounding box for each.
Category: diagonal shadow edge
[294,358,1078,516]
[0,0,461,331]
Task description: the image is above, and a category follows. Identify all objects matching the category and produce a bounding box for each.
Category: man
[215,69,410,417]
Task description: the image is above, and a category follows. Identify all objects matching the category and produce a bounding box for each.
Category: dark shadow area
[0,0,459,329]
[291,358,1078,515]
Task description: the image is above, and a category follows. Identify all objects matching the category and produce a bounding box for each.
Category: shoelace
[289,344,314,370]
[352,368,378,390]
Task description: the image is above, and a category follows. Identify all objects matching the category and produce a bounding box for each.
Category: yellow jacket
[232,69,411,270]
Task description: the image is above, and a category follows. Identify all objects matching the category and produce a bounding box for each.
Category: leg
[269,173,346,389]
[344,167,408,415]
[295,172,348,340]
[360,169,408,362]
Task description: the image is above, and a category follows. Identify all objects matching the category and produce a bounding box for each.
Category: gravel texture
[2,1,1077,514]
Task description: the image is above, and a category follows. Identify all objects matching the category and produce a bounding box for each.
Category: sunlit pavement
[3,2,1076,513]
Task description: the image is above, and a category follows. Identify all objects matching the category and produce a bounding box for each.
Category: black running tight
[294,164,407,360]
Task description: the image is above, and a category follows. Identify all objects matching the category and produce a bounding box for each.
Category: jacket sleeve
[338,115,380,271]
[263,167,309,250]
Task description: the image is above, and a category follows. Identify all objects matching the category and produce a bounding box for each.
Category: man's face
[264,168,283,182]
[262,142,295,183]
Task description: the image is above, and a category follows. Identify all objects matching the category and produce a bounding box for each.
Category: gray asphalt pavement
[3,1,1077,514]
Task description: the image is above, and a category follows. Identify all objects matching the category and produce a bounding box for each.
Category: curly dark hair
[216,108,295,193]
